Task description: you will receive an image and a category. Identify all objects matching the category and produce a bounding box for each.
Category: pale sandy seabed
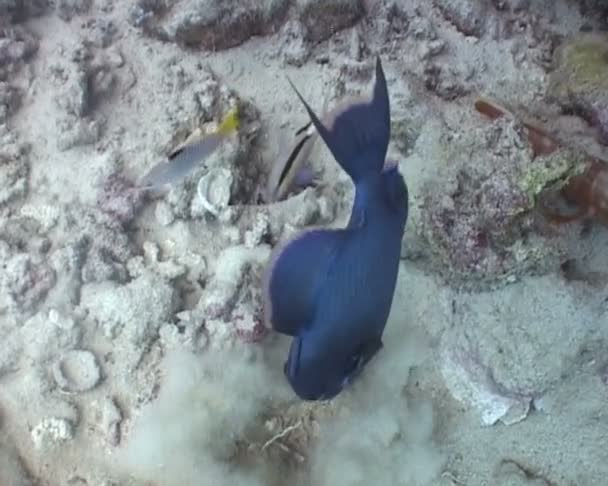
[1,1,608,485]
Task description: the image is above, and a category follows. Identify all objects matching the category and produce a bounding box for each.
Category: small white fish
[265,121,318,202]
[265,93,333,202]
[139,107,239,190]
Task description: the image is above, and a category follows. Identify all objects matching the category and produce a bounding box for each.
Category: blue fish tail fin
[288,57,391,183]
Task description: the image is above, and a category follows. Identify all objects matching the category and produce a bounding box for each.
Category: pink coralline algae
[97,172,144,225]
[418,114,568,288]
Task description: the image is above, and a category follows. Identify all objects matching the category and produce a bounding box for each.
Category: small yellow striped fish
[139,107,239,190]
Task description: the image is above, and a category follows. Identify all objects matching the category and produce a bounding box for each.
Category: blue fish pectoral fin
[263,228,348,336]
[341,337,384,388]
[283,332,381,401]
[284,335,302,381]
[287,56,391,182]
[284,335,332,401]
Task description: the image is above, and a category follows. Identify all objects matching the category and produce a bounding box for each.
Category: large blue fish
[263,57,409,400]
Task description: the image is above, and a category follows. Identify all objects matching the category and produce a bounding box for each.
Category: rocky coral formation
[0,249,56,313]
[97,171,144,225]
[77,210,135,284]
[278,19,310,66]
[92,396,124,447]
[548,33,608,145]
[0,126,30,206]
[0,23,37,209]
[193,244,270,346]
[434,0,490,37]
[0,0,49,23]
[0,0,96,24]
[574,0,608,24]
[0,82,21,122]
[0,215,63,319]
[297,0,365,43]
[129,0,367,50]
[0,24,38,81]
[417,110,584,288]
[55,0,92,21]
[0,307,82,379]
[49,41,125,151]
[129,0,292,49]
[80,271,175,344]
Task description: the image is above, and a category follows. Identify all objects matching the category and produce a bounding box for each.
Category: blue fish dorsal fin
[262,229,347,336]
[287,57,391,183]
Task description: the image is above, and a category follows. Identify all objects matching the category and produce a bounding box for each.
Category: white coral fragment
[31,418,74,450]
[52,349,102,393]
[196,167,234,217]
